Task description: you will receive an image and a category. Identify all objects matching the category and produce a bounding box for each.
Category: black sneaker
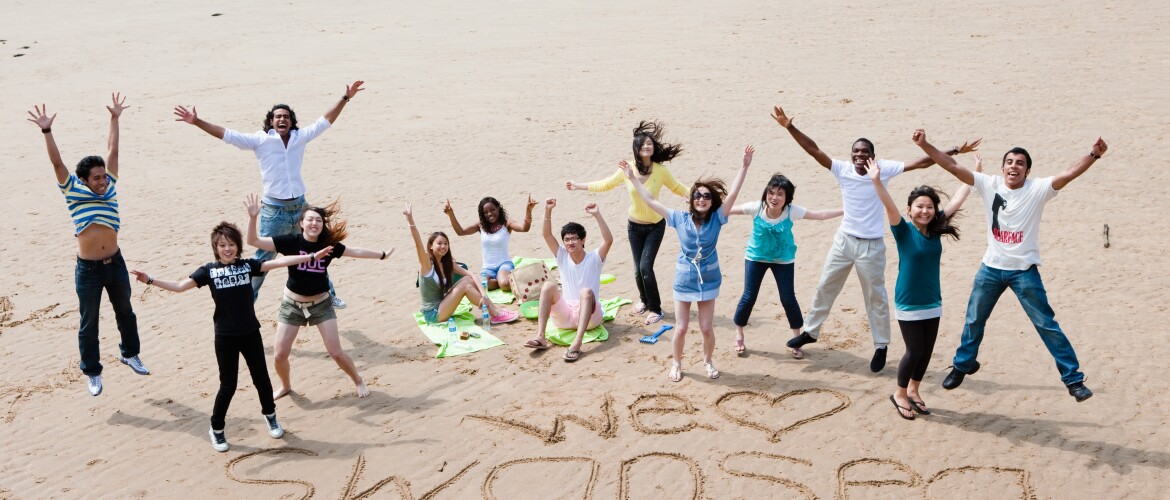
[942,361,981,390]
[1067,382,1093,402]
[870,347,888,373]
[209,428,229,452]
[264,413,284,438]
[786,331,817,349]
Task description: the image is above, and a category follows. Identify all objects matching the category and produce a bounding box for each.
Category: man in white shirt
[523,199,613,363]
[770,106,978,372]
[174,81,364,305]
[914,129,1107,402]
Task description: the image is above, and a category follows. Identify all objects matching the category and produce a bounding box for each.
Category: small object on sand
[1103,224,1110,248]
[459,331,469,341]
[639,324,674,344]
[600,273,615,284]
[212,12,223,16]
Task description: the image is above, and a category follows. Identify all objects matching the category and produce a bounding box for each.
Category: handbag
[511,261,551,302]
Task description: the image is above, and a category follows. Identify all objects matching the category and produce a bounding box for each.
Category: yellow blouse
[587,162,689,223]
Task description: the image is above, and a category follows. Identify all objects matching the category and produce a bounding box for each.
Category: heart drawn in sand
[714,389,851,443]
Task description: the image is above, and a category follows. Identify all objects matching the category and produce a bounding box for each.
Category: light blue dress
[667,209,728,302]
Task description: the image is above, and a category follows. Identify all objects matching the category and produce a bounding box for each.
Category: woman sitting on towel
[442,194,538,292]
[245,194,390,399]
[405,203,520,325]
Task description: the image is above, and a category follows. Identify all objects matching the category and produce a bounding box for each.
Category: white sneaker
[120,355,151,375]
[209,427,230,452]
[87,375,103,396]
[331,296,347,309]
[264,413,285,439]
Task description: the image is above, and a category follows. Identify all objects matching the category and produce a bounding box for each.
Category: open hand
[974,152,984,172]
[618,160,635,180]
[958,138,982,154]
[26,104,56,130]
[865,158,881,180]
[345,80,366,100]
[244,194,261,218]
[173,105,198,124]
[771,106,793,129]
[742,145,755,168]
[106,93,129,117]
[313,246,334,260]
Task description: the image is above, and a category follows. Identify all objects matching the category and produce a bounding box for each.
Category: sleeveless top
[745,205,797,264]
[480,225,511,268]
[419,267,446,312]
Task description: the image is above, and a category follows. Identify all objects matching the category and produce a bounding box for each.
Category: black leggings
[896,318,940,388]
[628,220,667,315]
[211,331,275,430]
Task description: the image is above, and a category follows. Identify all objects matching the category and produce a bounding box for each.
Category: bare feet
[356,381,370,398]
[273,387,292,400]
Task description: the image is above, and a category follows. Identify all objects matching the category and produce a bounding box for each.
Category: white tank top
[480,225,511,267]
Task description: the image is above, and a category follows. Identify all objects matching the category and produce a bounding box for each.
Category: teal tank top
[745,205,797,263]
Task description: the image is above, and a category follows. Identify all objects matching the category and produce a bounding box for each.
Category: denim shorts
[278,295,336,326]
[420,307,440,324]
[482,260,516,279]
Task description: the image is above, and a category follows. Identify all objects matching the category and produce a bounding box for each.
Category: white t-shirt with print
[735,201,807,224]
[556,246,604,306]
[831,158,905,239]
[973,172,1057,270]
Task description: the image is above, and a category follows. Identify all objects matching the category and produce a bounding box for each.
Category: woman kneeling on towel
[405,203,520,325]
[245,194,391,399]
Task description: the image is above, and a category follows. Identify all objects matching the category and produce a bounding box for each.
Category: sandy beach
[2,0,1168,497]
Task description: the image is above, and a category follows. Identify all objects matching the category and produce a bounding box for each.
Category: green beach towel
[413,302,505,358]
[512,256,557,270]
[543,297,632,347]
[486,288,514,305]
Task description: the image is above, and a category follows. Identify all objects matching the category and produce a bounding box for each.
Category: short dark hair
[853,138,875,155]
[561,222,586,241]
[264,104,299,133]
[1003,147,1032,169]
[210,222,244,261]
[761,173,796,209]
[75,155,106,179]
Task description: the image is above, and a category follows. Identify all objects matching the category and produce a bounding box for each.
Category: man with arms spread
[173,80,364,306]
[29,94,150,396]
[913,128,1105,402]
[771,105,978,371]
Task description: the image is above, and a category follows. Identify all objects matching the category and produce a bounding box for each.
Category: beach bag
[511,261,550,302]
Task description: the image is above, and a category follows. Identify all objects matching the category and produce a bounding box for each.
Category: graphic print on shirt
[990,193,1023,244]
[210,262,255,289]
[296,253,327,274]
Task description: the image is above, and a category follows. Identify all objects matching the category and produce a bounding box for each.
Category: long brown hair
[427,232,455,294]
[301,199,348,247]
[689,178,727,226]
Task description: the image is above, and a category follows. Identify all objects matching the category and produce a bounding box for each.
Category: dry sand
[2,0,1168,498]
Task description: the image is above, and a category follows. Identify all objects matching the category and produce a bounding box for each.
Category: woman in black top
[131,222,332,452]
[245,194,393,399]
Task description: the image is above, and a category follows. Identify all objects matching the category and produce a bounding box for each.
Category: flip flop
[668,362,682,382]
[523,339,550,350]
[889,395,915,420]
[633,302,647,314]
[908,399,931,415]
[644,312,663,325]
[790,347,805,359]
[734,338,746,356]
[563,349,581,362]
[705,362,720,380]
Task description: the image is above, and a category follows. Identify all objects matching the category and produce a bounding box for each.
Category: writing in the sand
[226,389,1037,499]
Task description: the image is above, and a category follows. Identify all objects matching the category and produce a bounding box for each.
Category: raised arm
[1051,138,1108,191]
[720,145,754,217]
[913,129,975,185]
[404,203,433,274]
[541,198,560,256]
[903,138,982,172]
[442,199,481,236]
[619,161,670,218]
[244,194,277,252]
[507,194,538,232]
[771,106,831,169]
[944,153,981,214]
[803,208,844,221]
[585,203,614,261]
[323,80,365,124]
[173,105,226,139]
[27,105,68,184]
[341,246,395,260]
[129,270,197,293]
[866,159,902,226]
[105,93,128,177]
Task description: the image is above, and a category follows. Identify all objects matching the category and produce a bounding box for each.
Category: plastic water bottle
[481,304,491,334]
[447,317,457,341]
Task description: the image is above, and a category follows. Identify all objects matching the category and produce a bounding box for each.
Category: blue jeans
[953,264,1084,385]
[251,196,336,301]
[76,250,140,376]
[733,260,802,330]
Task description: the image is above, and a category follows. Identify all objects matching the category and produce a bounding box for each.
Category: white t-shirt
[556,246,604,306]
[735,201,807,224]
[831,158,905,238]
[222,116,332,199]
[973,172,1057,270]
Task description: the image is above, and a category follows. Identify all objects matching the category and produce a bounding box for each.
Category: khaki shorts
[278,295,336,326]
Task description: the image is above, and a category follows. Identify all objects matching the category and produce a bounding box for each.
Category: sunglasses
[691,191,713,200]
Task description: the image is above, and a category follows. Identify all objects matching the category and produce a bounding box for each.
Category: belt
[78,249,121,265]
[844,233,883,241]
[283,293,329,319]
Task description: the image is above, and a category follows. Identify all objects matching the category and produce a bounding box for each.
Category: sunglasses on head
[692,191,713,200]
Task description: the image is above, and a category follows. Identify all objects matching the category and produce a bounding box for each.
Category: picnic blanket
[543,297,632,346]
[413,301,505,358]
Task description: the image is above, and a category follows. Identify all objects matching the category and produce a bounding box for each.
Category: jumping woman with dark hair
[625,146,753,382]
[130,222,332,452]
[728,174,843,357]
[405,203,520,325]
[867,157,974,420]
[244,194,392,400]
[442,194,538,291]
[566,121,689,325]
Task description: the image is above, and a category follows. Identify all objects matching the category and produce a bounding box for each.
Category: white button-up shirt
[222,116,331,199]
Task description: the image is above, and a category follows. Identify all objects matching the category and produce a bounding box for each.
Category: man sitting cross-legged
[524,199,613,362]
